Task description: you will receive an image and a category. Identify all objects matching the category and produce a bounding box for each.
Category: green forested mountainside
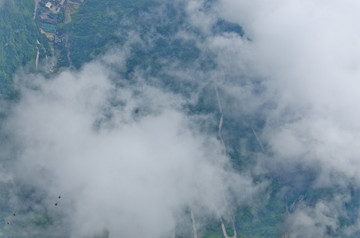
[56,0,155,68]
[56,0,224,74]
[0,0,49,98]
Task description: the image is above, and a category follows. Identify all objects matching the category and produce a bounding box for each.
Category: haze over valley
[1,0,360,237]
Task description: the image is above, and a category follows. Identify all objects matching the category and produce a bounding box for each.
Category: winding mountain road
[215,87,238,238]
[221,221,237,238]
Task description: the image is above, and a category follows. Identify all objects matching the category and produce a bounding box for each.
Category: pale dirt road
[65,34,73,67]
[190,210,198,238]
[221,222,237,238]
[215,87,226,155]
[215,87,238,238]
[33,0,41,20]
[66,46,72,67]
[64,4,72,24]
[35,47,40,70]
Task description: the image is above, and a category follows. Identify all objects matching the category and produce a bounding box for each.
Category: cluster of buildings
[37,0,82,42]
[38,0,64,41]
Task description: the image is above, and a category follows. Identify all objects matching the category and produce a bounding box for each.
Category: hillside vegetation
[0,0,49,98]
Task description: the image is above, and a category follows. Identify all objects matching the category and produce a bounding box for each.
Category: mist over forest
[1,0,360,237]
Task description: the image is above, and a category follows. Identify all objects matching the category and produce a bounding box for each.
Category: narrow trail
[190,209,198,238]
[214,87,237,238]
[66,46,72,67]
[64,2,72,24]
[65,34,73,67]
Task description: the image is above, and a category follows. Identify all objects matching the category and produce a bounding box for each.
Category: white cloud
[284,194,350,237]
[209,0,360,186]
[180,0,360,233]
[286,202,338,237]
[2,59,260,237]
